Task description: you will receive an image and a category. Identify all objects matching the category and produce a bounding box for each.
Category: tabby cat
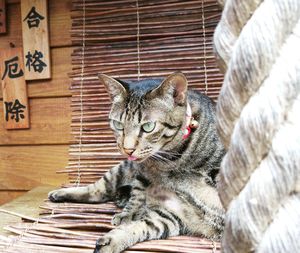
[49,72,225,253]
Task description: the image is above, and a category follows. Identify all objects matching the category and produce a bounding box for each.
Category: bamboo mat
[0,0,223,252]
[0,201,220,252]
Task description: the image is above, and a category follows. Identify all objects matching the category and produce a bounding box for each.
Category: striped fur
[49,73,226,253]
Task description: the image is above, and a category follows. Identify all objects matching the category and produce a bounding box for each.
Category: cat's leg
[94,208,184,253]
[48,161,133,203]
[111,174,150,225]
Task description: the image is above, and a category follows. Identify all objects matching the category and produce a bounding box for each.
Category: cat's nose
[123,148,135,156]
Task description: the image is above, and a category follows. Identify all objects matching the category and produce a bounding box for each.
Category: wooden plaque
[0,48,30,129]
[0,0,6,34]
[21,0,51,80]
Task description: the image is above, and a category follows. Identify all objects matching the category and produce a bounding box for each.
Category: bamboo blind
[0,1,224,252]
[64,0,224,186]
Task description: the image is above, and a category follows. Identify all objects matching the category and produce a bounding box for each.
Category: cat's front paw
[94,236,119,253]
[111,209,147,226]
[111,212,130,226]
[48,189,69,202]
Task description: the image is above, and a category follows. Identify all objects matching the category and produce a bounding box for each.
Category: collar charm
[183,125,191,139]
[182,103,199,140]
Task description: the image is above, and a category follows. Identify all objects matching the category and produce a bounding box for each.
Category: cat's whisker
[153,153,175,164]
[156,151,187,166]
[150,153,169,165]
[158,150,200,157]
[152,153,186,176]
[149,157,169,171]
[150,154,173,169]
[157,151,181,159]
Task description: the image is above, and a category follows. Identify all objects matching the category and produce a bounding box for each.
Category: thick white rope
[214,0,300,252]
[214,0,264,72]
[216,0,300,148]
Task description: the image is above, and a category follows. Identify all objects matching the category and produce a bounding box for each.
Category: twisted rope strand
[216,0,300,148]
[213,0,264,72]
[214,0,300,252]
[219,19,300,208]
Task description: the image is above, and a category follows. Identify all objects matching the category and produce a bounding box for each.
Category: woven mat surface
[0,200,220,252]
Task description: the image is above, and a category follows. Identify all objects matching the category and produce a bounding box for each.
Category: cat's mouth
[127,154,151,163]
[126,148,154,162]
[126,155,147,163]
[128,155,138,161]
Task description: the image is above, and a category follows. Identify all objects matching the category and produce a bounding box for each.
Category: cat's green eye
[113,120,124,130]
[142,122,156,133]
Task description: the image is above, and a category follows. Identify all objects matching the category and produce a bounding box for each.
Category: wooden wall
[0,0,72,204]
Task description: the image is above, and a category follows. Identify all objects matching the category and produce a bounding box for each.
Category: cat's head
[99,72,188,162]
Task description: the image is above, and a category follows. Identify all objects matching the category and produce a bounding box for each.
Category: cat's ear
[98,73,127,102]
[147,72,187,105]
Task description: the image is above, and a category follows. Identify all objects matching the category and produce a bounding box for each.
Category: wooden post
[0,48,30,129]
[0,0,6,34]
[21,0,51,80]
